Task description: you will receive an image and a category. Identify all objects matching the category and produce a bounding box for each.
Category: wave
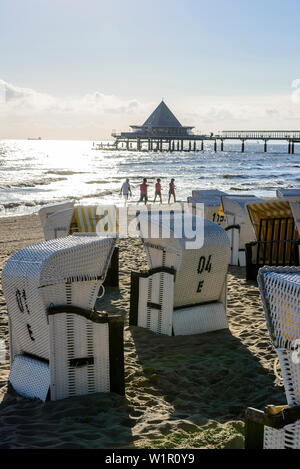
[45,170,89,176]
[223,174,247,179]
[0,177,67,189]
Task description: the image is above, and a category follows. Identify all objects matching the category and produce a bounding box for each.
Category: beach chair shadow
[130,326,285,436]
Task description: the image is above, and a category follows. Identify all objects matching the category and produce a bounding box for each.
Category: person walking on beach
[139,178,148,205]
[120,178,132,205]
[168,178,176,204]
[153,178,162,204]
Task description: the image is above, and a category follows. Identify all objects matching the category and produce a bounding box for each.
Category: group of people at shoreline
[120,178,176,205]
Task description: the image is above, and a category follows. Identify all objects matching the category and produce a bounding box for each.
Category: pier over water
[93,101,300,154]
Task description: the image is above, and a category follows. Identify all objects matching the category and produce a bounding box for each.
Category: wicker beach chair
[221,195,263,266]
[188,190,228,228]
[38,200,75,231]
[245,266,300,449]
[130,211,231,336]
[246,200,299,281]
[1,234,124,402]
[40,203,119,287]
[276,189,300,201]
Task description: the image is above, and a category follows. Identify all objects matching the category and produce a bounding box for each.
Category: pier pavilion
[109,100,207,152]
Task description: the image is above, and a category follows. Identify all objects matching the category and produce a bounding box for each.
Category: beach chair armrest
[246,405,300,428]
[245,405,300,449]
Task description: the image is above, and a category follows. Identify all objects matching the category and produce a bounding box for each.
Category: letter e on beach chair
[1,235,125,401]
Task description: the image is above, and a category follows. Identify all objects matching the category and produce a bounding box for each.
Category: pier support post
[264,140,267,153]
[288,140,291,154]
[172,141,175,151]
[181,140,184,151]
[193,141,196,152]
[177,140,180,151]
[292,141,295,154]
[221,140,224,152]
[169,140,172,152]
[201,140,204,151]
[241,140,245,153]
[214,140,217,152]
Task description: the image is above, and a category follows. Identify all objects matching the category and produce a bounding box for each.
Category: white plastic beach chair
[245,266,300,449]
[2,234,124,402]
[130,211,231,336]
[221,195,263,266]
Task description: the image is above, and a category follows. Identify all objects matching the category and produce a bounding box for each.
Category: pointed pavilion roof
[143,101,183,128]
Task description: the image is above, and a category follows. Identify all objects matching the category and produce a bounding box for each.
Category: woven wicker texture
[49,313,110,401]
[140,214,230,309]
[9,355,50,401]
[258,266,300,448]
[173,302,228,336]
[137,272,174,336]
[2,235,115,400]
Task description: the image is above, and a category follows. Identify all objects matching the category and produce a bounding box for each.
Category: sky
[1,0,300,139]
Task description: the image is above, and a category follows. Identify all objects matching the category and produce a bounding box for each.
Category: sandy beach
[0,213,286,449]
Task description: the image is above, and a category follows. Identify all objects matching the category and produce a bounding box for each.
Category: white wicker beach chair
[276,189,300,201]
[221,195,263,266]
[39,200,75,237]
[130,211,231,336]
[188,191,228,228]
[2,234,124,402]
[39,203,119,287]
[245,266,300,449]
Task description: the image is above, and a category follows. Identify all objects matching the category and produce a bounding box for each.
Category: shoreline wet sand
[0,214,285,449]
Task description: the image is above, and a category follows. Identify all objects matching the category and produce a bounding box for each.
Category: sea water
[0,139,299,217]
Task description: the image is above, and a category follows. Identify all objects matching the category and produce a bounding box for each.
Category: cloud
[0,79,142,116]
[1,78,300,138]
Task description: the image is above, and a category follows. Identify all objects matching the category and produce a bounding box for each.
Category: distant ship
[27,137,42,140]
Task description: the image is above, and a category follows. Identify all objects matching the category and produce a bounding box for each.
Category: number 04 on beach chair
[130,212,231,336]
[1,234,125,402]
[245,266,300,449]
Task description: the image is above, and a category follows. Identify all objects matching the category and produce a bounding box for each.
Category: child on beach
[139,178,148,205]
[120,178,132,205]
[168,178,176,204]
[153,178,162,204]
